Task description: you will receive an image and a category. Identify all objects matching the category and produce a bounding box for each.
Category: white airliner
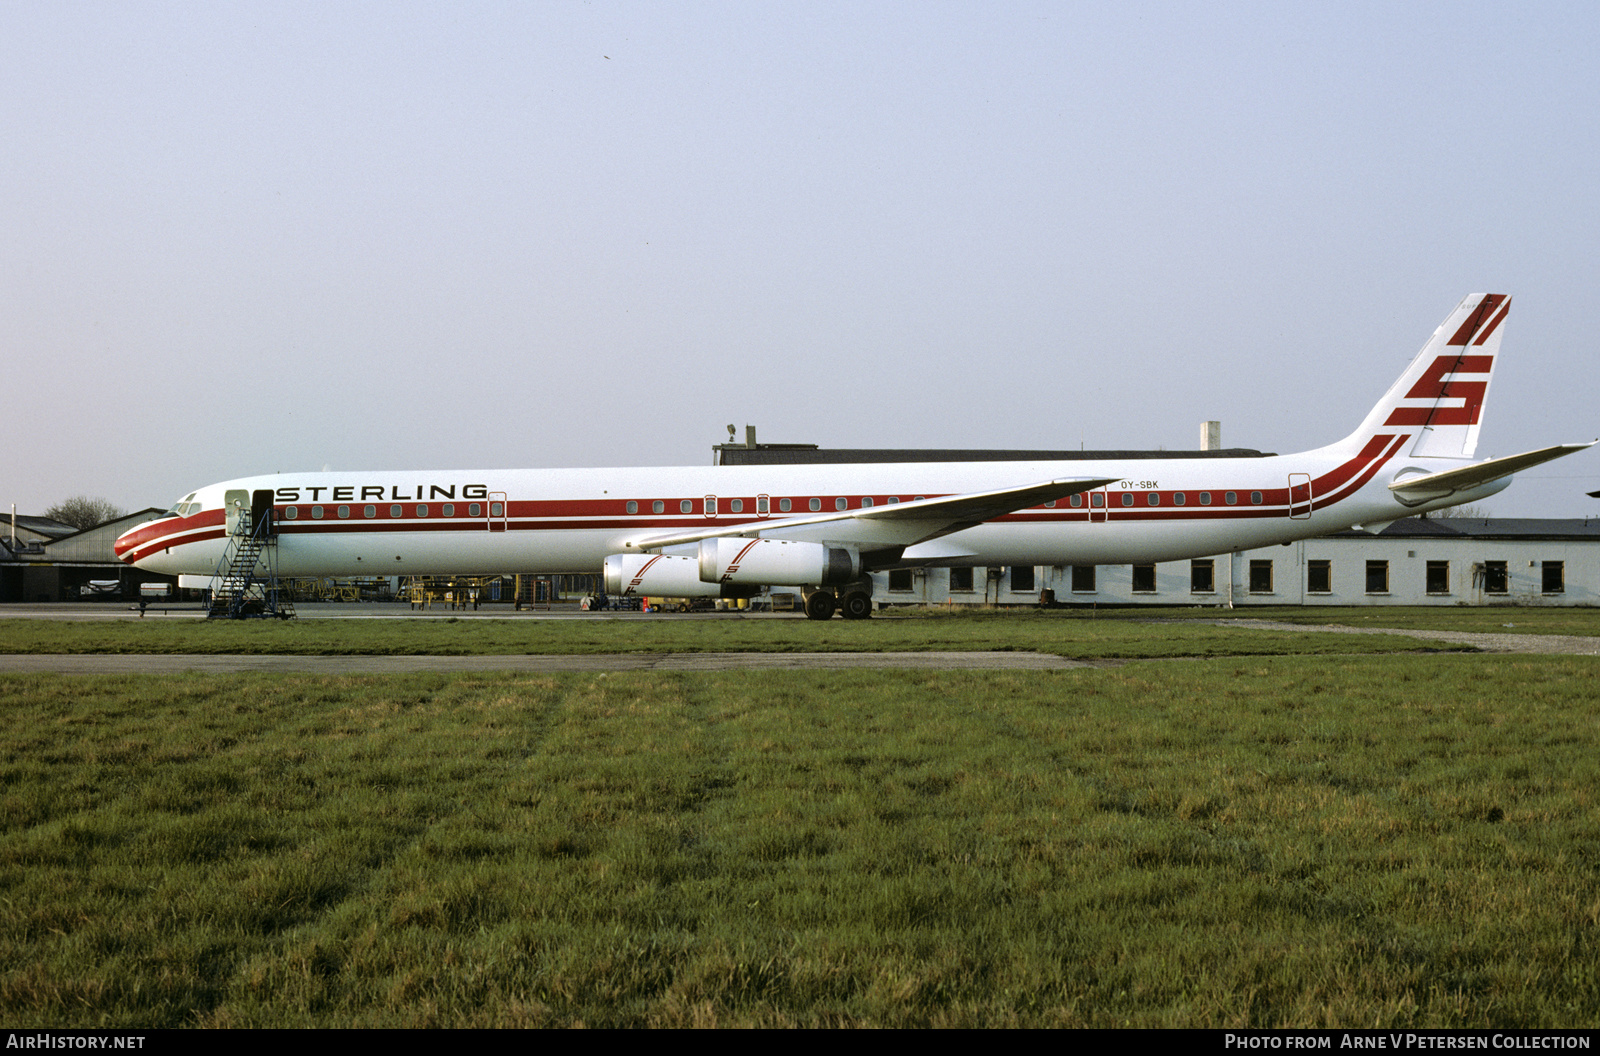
[117,294,1592,618]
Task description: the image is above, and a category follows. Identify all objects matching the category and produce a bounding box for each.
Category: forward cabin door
[251,490,275,533]
[488,492,508,532]
[224,489,249,536]
[1089,486,1109,524]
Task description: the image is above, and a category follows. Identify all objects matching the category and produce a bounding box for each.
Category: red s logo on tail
[1383,355,1493,427]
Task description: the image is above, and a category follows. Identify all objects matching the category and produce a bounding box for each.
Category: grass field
[2,647,1597,1027]
[0,608,1509,660]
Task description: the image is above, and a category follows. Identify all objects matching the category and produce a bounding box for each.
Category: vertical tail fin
[1343,293,1509,459]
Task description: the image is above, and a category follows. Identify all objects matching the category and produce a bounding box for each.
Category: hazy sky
[5,1,1598,519]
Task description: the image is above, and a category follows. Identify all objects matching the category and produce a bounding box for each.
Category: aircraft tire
[839,591,873,620]
[803,591,836,621]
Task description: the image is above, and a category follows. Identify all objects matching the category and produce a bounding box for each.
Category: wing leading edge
[620,476,1121,552]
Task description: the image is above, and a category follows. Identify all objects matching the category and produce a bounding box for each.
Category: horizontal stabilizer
[1388,442,1596,499]
[622,477,1120,551]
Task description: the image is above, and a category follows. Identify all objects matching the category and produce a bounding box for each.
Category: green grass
[2,656,1596,1027]
[1148,604,1600,637]
[0,612,1475,660]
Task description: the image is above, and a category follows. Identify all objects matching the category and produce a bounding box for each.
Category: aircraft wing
[1388,442,1597,500]
[620,476,1120,552]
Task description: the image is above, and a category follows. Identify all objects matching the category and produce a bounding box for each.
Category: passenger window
[312,506,324,519]
[835,497,848,511]
[810,498,822,512]
[730,498,743,513]
[1251,491,1263,505]
[1173,493,1186,506]
[364,505,376,518]
[1121,493,1134,507]
[653,500,665,514]
[337,505,350,519]
[1069,494,1082,508]
[285,506,298,520]
[490,502,503,517]
[416,505,428,517]
[442,504,454,517]
[1199,492,1211,505]
[779,498,791,512]
[469,504,481,517]
[680,500,693,513]
[626,501,638,514]
[1225,492,1237,506]
[1147,493,1159,506]
[390,505,402,518]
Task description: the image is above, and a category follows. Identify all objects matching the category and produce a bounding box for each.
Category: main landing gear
[802,588,874,620]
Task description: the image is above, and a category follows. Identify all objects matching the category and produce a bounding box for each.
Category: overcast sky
[4,1,1598,519]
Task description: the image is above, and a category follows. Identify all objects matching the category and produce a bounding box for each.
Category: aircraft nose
[113,526,140,566]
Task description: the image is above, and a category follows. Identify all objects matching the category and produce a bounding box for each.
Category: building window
[1543,561,1565,594]
[1132,564,1156,592]
[1366,559,1389,594]
[1071,565,1096,592]
[1249,559,1273,594]
[1011,566,1036,592]
[949,567,974,592]
[1308,559,1331,593]
[1483,560,1508,594]
[1191,559,1214,593]
[1426,561,1449,594]
[888,569,914,593]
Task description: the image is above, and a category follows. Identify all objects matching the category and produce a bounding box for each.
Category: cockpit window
[163,493,201,518]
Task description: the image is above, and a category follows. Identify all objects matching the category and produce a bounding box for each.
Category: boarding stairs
[207,506,295,620]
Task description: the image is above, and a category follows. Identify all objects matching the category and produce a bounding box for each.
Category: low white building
[872,518,1600,608]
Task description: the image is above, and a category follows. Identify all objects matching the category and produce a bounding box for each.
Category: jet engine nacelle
[697,537,860,586]
[603,553,756,599]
